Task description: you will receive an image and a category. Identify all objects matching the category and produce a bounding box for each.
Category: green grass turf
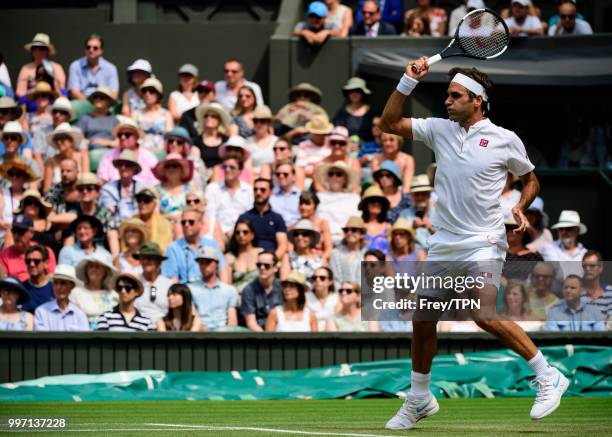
[1,398,610,437]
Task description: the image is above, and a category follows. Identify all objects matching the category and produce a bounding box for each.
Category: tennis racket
[411,8,510,74]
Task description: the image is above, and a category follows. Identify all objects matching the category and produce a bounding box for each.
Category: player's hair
[448,67,494,114]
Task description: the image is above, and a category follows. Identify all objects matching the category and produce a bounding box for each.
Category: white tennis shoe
[385,392,439,430]
[530,368,569,420]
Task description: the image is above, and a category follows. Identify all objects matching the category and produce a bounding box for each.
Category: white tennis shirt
[412,117,534,236]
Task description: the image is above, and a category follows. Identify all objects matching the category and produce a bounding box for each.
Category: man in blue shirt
[269,160,301,227]
[580,250,612,321]
[68,34,118,100]
[162,209,229,284]
[21,245,54,313]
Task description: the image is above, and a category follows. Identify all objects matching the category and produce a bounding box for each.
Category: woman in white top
[281,219,325,280]
[0,160,35,247]
[306,267,339,331]
[132,77,174,150]
[265,271,318,332]
[324,0,353,36]
[115,218,150,275]
[246,105,277,178]
[168,64,200,122]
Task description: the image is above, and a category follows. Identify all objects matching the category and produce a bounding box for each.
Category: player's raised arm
[380,56,430,140]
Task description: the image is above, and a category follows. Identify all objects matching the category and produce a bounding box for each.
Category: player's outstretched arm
[512,171,540,233]
[380,57,430,140]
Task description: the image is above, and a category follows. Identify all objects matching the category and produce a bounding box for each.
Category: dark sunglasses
[52,110,70,117]
[254,187,268,192]
[275,172,289,178]
[256,262,273,270]
[53,135,71,143]
[330,140,347,147]
[293,231,311,238]
[253,119,269,124]
[235,229,251,235]
[166,138,185,146]
[273,146,288,152]
[23,199,40,207]
[136,195,154,204]
[343,227,363,233]
[339,288,355,294]
[142,88,158,95]
[224,69,239,74]
[378,172,393,179]
[238,93,253,99]
[165,163,182,170]
[117,284,135,293]
[77,185,98,193]
[560,14,576,19]
[328,171,345,178]
[3,134,21,142]
[117,131,134,139]
[222,164,238,171]
[311,275,329,281]
[7,169,26,178]
[181,219,196,226]
[12,227,27,235]
[25,258,42,265]
[186,198,201,205]
[86,45,100,50]
[362,10,376,16]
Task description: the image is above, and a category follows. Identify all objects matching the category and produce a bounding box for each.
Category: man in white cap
[34,264,89,331]
[504,0,544,36]
[540,210,588,278]
[380,59,566,428]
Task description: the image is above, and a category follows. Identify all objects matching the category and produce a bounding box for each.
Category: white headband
[451,73,488,101]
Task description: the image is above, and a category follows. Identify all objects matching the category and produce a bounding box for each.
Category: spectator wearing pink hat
[313,126,361,193]
[153,153,194,230]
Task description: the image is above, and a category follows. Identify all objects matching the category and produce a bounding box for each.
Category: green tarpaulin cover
[1,346,609,402]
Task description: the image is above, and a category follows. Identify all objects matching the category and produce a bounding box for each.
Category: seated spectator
[168,64,199,122]
[505,0,544,36]
[44,157,80,222]
[68,34,119,100]
[401,11,431,36]
[58,215,112,266]
[1,120,38,177]
[502,215,543,282]
[528,261,560,320]
[215,59,264,113]
[43,123,89,192]
[71,253,118,327]
[134,242,172,324]
[404,0,446,36]
[121,59,152,117]
[260,138,296,183]
[179,80,216,139]
[78,85,118,150]
[359,185,391,252]
[116,218,149,275]
[315,161,361,242]
[372,160,412,223]
[500,282,542,331]
[294,114,332,187]
[17,33,65,98]
[387,218,425,269]
[164,127,207,188]
[184,189,224,246]
[189,246,238,331]
[96,273,152,331]
[132,77,173,151]
[548,0,592,36]
[525,197,553,253]
[224,219,262,294]
[306,266,338,331]
[0,276,33,331]
[266,271,317,332]
[448,0,484,36]
[228,85,257,139]
[333,77,376,143]
[545,274,605,331]
[26,82,55,147]
[133,186,173,253]
[275,83,327,145]
[325,0,354,37]
[99,149,144,223]
[32,97,79,165]
[216,135,255,183]
[156,283,202,331]
[580,250,611,321]
[96,116,158,185]
[282,219,324,280]
[162,208,228,283]
[540,210,588,278]
[355,0,404,32]
[359,116,383,182]
[0,160,36,247]
[12,190,55,251]
[20,245,54,313]
[153,153,194,227]
[238,178,288,260]
[240,250,283,331]
[246,106,277,178]
[293,1,338,46]
[329,216,368,286]
[270,160,301,227]
[0,215,56,281]
[193,102,230,170]
[34,264,89,331]
[326,282,379,331]
[371,133,414,193]
[297,192,333,264]
[399,174,436,250]
[352,0,397,36]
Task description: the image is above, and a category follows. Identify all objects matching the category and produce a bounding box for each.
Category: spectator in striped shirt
[581,250,612,322]
[95,273,152,331]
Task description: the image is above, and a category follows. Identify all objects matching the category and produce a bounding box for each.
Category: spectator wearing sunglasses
[78,85,119,150]
[164,127,208,189]
[132,186,172,253]
[99,149,144,224]
[325,282,379,331]
[224,219,262,294]
[11,190,55,254]
[132,77,174,151]
[313,126,361,193]
[270,160,301,227]
[281,219,324,281]
[293,1,339,47]
[152,153,194,232]
[68,34,118,100]
[16,33,66,99]
[0,160,38,248]
[0,120,38,179]
[548,0,592,36]
[20,245,54,313]
[306,266,338,331]
[134,242,172,324]
[329,216,368,287]
[96,273,152,331]
[352,0,398,36]
[42,123,89,193]
[215,60,264,113]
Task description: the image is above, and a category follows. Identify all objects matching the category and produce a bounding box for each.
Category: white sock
[410,371,431,398]
[528,350,556,377]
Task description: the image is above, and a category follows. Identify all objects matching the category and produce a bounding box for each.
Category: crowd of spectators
[0,2,607,333]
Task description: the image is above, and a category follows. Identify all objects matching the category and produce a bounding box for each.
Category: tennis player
[380,57,569,430]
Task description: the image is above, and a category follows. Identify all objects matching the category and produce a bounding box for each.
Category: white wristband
[396,74,418,96]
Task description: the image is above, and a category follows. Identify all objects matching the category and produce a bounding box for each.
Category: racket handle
[411,53,442,74]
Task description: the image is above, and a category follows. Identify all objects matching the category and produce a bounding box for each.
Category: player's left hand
[511,207,529,233]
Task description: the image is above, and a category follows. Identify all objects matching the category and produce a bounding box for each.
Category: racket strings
[457,11,509,59]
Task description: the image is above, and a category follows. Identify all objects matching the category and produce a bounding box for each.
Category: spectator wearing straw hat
[0,277,33,331]
[78,85,119,150]
[121,59,153,117]
[132,77,174,151]
[295,114,333,187]
[12,190,55,252]
[373,160,412,224]
[20,245,54,313]
[96,116,158,185]
[31,96,81,164]
[42,123,89,192]
[133,186,173,254]
[100,149,144,224]
[333,77,376,142]
[540,210,588,278]
[387,218,425,270]
[26,82,57,150]
[314,126,362,193]
[400,174,436,249]
[178,79,216,139]
[96,273,153,331]
[193,102,231,170]
[58,215,111,267]
[266,270,318,332]
[168,64,200,122]
[525,197,553,254]
[0,160,38,247]
[0,120,38,176]
[16,33,66,98]
[116,218,150,275]
[134,242,172,323]
[34,264,89,331]
[68,34,118,100]
[359,185,391,252]
[275,82,327,144]
[153,153,194,227]
[246,105,278,178]
[281,219,324,281]
[329,216,368,286]
[270,160,301,227]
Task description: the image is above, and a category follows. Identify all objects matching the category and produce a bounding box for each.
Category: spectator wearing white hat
[68,34,119,100]
[448,0,485,35]
[34,265,89,331]
[0,121,39,178]
[540,210,588,278]
[121,59,152,117]
[31,97,82,164]
[132,77,174,151]
[16,33,66,98]
[78,85,119,150]
[99,149,144,223]
[26,82,56,153]
[525,197,553,253]
[505,0,544,36]
[168,64,200,122]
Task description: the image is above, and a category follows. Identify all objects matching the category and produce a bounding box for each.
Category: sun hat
[45,122,83,147]
[373,160,403,186]
[0,97,23,119]
[75,172,102,188]
[140,77,163,95]
[14,189,53,218]
[27,81,58,101]
[87,85,116,104]
[281,271,308,292]
[315,160,360,192]
[551,210,587,235]
[358,185,390,211]
[135,185,159,200]
[342,77,371,95]
[2,120,27,145]
[0,159,38,183]
[219,135,250,161]
[388,218,416,238]
[12,214,34,231]
[178,64,199,77]
[133,242,167,260]
[467,0,486,10]
[195,246,219,262]
[526,196,549,228]
[504,215,518,226]
[305,114,333,135]
[410,174,433,193]
[252,105,274,121]
[75,253,117,291]
[0,277,30,304]
[307,1,328,18]
[51,264,83,287]
[115,273,144,297]
[112,115,144,139]
[152,153,194,183]
[127,59,153,73]
[288,83,322,104]
[24,33,56,55]
[119,218,151,244]
[287,219,321,247]
[112,149,142,174]
[163,126,192,144]
[50,97,75,119]
[328,126,350,142]
[195,102,231,133]
[70,214,104,235]
[342,216,366,232]
[512,0,529,6]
